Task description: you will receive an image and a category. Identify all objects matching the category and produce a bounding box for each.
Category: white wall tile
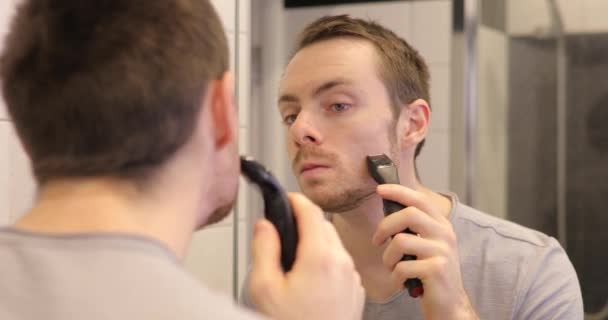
[236,220,251,297]
[285,7,329,52]
[410,0,451,64]
[210,0,236,33]
[330,2,412,40]
[428,63,450,133]
[0,120,35,224]
[473,26,508,218]
[228,31,236,71]
[7,121,35,222]
[417,131,450,192]
[185,223,233,294]
[0,0,19,121]
[238,33,251,128]
[507,0,551,36]
[507,0,588,36]
[584,0,608,34]
[0,95,7,121]
[238,0,251,34]
[237,127,252,223]
[553,0,586,33]
[285,1,412,54]
[0,121,10,225]
[239,126,249,155]
[230,32,251,129]
[184,221,248,297]
[477,26,508,132]
[0,0,18,46]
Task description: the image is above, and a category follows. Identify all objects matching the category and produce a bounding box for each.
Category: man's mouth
[299,162,330,175]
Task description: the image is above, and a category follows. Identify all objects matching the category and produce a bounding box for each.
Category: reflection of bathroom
[0,0,605,317]
[507,33,608,316]
[257,0,607,316]
[468,1,608,317]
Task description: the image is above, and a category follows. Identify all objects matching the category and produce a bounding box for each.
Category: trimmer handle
[241,156,298,272]
[366,154,424,298]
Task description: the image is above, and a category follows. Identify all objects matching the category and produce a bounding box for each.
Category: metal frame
[232,0,241,301]
[451,0,478,206]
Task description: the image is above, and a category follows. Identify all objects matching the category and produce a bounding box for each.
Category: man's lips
[299,163,330,174]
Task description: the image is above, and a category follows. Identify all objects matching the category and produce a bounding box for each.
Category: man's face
[278,38,399,212]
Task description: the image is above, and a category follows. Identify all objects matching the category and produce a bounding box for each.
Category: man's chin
[199,203,234,229]
[304,187,375,213]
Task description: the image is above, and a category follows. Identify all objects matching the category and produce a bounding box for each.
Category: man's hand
[249,193,365,320]
[372,184,479,320]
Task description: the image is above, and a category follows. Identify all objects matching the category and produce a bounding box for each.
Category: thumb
[249,219,284,310]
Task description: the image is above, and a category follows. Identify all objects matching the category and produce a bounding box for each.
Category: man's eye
[283,114,297,125]
[330,103,350,112]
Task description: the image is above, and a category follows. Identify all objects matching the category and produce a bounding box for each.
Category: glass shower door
[454,0,608,317]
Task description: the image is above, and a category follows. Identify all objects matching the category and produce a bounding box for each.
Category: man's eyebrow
[278,78,353,105]
[312,79,352,97]
[278,94,299,104]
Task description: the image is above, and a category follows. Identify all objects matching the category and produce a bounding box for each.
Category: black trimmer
[366,154,424,298]
[240,156,298,272]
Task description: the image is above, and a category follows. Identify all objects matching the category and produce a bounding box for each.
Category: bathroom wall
[0,0,35,229]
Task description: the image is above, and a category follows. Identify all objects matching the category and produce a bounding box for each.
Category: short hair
[295,15,430,158]
[1,0,228,184]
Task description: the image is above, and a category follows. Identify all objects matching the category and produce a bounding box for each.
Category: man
[0,2,364,320]
[243,15,583,319]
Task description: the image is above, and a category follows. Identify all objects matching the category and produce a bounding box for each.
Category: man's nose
[289,112,323,146]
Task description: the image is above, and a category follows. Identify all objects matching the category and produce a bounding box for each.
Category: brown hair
[295,15,430,158]
[1,0,228,184]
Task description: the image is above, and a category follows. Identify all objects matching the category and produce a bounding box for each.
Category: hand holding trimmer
[366,154,424,298]
[240,156,298,272]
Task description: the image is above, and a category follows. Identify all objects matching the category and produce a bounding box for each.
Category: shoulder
[448,201,582,319]
[452,202,554,249]
[451,201,572,276]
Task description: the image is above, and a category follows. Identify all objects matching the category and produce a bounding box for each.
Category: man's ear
[397,98,431,149]
[209,71,236,148]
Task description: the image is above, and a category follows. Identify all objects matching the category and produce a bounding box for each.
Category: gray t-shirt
[0,228,264,320]
[241,194,584,320]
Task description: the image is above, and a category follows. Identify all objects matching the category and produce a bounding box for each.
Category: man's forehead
[280,40,379,95]
[287,38,377,71]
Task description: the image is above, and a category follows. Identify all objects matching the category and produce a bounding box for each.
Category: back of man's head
[294,15,430,158]
[1,0,228,185]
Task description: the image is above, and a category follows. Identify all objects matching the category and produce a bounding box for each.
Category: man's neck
[329,179,453,302]
[330,194,400,301]
[12,177,199,261]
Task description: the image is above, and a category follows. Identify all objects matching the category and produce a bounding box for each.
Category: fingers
[382,233,446,270]
[376,184,446,222]
[372,206,440,245]
[288,193,326,248]
[251,192,366,320]
[390,257,447,285]
[289,192,347,257]
[249,219,283,309]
